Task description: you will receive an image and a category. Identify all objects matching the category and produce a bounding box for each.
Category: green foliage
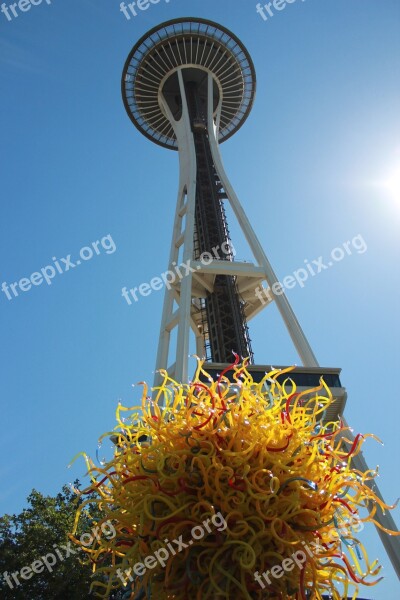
[0,481,99,599]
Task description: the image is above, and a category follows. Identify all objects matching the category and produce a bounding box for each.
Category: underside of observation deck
[122,17,256,149]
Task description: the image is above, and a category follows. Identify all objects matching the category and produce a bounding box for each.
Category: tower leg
[206,73,319,368]
[154,70,198,386]
[341,418,400,579]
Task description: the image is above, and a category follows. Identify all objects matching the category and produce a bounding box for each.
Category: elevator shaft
[184,81,253,364]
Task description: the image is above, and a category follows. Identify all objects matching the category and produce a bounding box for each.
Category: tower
[122,17,319,382]
[122,17,399,580]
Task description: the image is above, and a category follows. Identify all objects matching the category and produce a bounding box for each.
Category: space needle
[121,17,399,584]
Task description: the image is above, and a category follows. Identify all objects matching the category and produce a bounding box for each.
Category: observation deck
[121,17,256,149]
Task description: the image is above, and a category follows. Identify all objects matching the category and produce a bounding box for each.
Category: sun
[383,166,400,201]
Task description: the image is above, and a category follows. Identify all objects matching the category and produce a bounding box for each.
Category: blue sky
[0,0,399,597]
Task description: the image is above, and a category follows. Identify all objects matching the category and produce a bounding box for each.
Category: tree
[0,482,117,599]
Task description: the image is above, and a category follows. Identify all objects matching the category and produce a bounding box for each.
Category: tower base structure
[198,363,347,425]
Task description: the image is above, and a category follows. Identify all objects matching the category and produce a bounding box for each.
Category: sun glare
[382,166,400,201]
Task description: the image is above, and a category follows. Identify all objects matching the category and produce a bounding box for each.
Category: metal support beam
[341,418,400,579]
